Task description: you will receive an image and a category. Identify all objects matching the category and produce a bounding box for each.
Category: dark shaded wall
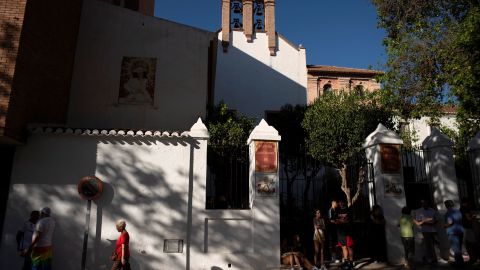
[0,0,83,143]
[0,146,14,243]
[0,0,83,241]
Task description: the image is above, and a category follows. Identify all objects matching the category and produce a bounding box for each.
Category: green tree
[372,0,480,146]
[206,101,255,151]
[268,104,323,209]
[205,102,255,208]
[443,5,480,150]
[302,91,394,205]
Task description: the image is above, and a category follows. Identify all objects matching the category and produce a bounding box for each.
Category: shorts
[337,235,354,247]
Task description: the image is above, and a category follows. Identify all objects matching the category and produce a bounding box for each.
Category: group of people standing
[17,208,131,270]
[281,199,358,270]
[282,197,479,270]
[399,198,480,268]
[17,207,55,270]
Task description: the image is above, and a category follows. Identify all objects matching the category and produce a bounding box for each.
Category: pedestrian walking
[21,207,55,270]
[111,219,131,270]
[17,211,40,270]
[444,200,464,267]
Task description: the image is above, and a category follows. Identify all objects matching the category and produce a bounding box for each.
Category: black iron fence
[401,148,433,209]
[346,151,375,222]
[279,149,375,260]
[206,145,249,209]
[467,149,480,209]
[279,153,329,213]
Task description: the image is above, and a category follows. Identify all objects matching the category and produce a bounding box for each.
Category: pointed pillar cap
[363,123,403,148]
[247,119,281,144]
[189,118,209,139]
[422,127,453,149]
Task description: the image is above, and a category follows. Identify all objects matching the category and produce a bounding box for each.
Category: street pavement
[326,259,480,270]
[275,259,480,270]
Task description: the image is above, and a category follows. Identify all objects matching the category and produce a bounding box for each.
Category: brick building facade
[307,64,382,104]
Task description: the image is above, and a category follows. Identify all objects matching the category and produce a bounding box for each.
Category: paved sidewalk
[276,260,480,270]
[326,259,480,270]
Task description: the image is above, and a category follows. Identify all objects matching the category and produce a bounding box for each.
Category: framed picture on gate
[254,141,278,173]
[380,144,401,174]
[255,174,278,196]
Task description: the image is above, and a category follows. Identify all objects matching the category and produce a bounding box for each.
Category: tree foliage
[205,101,255,151]
[373,0,480,146]
[268,104,306,157]
[303,91,394,167]
[302,91,394,205]
[268,104,319,208]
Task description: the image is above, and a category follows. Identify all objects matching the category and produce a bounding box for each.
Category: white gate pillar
[247,119,281,269]
[467,131,480,207]
[363,124,406,265]
[421,127,458,259]
[421,128,459,210]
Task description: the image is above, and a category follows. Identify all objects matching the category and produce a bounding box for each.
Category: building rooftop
[307,65,383,76]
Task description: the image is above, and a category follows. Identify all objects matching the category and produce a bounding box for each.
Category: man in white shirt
[414,199,439,265]
[22,207,55,270]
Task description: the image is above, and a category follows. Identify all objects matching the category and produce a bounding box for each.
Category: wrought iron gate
[467,149,480,209]
[401,148,433,209]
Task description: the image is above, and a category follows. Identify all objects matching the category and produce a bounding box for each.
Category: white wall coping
[26,118,210,139]
[422,127,454,149]
[363,123,403,148]
[467,131,480,151]
[247,119,281,144]
[189,117,210,139]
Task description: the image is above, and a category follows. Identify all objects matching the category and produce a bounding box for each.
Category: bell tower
[221,0,277,56]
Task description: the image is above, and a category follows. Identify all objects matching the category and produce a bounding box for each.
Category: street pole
[81,199,92,270]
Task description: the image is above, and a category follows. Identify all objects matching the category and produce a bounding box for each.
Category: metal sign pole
[81,199,92,270]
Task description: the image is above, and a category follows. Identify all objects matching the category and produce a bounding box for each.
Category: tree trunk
[340,165,352,206]
[351,165,366,206]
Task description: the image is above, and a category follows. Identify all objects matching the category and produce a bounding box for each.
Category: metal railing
[401,148,433,209]
[206,145,250,209]
[468,149,480,209]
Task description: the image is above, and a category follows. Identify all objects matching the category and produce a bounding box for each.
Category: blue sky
[154,0,385,70]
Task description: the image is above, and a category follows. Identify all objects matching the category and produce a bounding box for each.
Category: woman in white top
[313,209,326,269]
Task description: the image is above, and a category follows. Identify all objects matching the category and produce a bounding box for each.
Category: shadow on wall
[0,134,208,270]
[214,36,307,119]
[0,135,99,270]
[92,136,202,270]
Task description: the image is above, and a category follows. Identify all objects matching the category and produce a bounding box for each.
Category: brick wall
[0,0,83,143]
[0,0,26,140]
[306,72,381,103]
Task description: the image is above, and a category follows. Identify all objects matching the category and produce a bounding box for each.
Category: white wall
[0,121,283,270]
[214,31,307,120]
[0,131,207,270]
[68,0,214,131]
[408,115,457,147]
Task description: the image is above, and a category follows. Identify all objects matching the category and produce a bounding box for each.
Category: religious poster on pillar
[255,141,278,173]
[384,178,404,196]
[118,57,156,105]
[380,144,401,174]
[255,174,277,196]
